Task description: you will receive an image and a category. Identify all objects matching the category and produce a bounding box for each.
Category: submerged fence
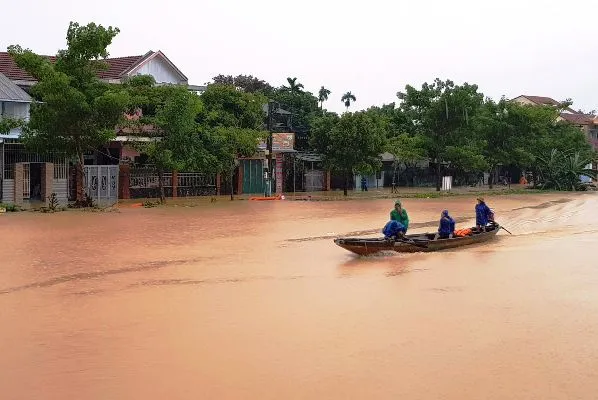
[129,168,217,198]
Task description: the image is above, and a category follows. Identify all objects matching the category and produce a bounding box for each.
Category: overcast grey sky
[2,0,596,113]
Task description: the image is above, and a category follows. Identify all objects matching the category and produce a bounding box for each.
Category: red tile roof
[515,95,579,114]
[96,55,145,80]
[0,51,146,82]
[560,113,594,125]
[523,95,561,106]
[0,52,55,81]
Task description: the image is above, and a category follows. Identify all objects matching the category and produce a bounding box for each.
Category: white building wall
[2,102,30,121]
[132,58,184,84]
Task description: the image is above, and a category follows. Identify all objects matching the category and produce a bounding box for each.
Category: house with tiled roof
[0,50,204,92]
[0,49,208,206]
[511,94,598,151]
[1,72,69,208]
[511,95,578,114]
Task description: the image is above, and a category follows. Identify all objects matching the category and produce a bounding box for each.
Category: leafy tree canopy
[310,111,386,195]
[8,21,129,203]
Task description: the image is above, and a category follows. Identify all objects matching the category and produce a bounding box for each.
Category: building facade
[0,72,69,207]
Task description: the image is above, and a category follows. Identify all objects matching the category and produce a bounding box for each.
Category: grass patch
[0,203,21,212]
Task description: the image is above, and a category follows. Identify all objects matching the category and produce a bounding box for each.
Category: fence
[129,168,217,198]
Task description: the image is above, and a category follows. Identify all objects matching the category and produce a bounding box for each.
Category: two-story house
[511,95,598,151]
[1,72,69,207]
[0,50,206,205]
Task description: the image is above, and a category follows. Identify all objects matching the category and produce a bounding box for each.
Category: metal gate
[84,165,119,205]
[242,159,266,194]
[23,163,30,199]
[305,170,324,192]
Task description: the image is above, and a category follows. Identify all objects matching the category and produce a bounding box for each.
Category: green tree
[203,127,265,200]
[399,79,484,190]
[123,75,161,121]
[271,89,319,130]
[341,92,356,111]
[310,111,385,195]
[318,86,331,109]
[8,21,129,204]
[364,103,413,138]
[212,74,274,95]
[0,117,24,135]
[386,134,427,185]
[472,99,527,187]
[536,149,596,191]
[198,84,266,129]
[135,86,205,203]
[284,77,304,95]
[198,84,268,199]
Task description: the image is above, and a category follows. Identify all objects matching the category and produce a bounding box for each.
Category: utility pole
[265,100,274,197]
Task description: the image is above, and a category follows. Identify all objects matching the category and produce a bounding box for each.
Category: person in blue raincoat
[383,220,406,240]
[475,197,493,231]
[435,209,455,239]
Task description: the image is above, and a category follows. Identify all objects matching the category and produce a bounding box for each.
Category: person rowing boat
[475,197,494,232]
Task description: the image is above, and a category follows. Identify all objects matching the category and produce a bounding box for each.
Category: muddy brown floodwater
[2,193,598,399]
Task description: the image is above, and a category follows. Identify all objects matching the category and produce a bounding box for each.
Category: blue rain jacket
[383,220,406,238]
[438,215,456,236]
[475,202,492,226]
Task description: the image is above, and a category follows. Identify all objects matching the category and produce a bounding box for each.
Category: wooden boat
[334,222,502,256]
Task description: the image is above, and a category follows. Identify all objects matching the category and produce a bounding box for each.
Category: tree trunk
[435,161,441,192]
[157,168,165,204]
[343,171,348,196]
[230,168,234,201]
[76,151,85,203]
[488,168,494,189]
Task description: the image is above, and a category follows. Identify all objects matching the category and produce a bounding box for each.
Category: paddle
[500,226,513,235]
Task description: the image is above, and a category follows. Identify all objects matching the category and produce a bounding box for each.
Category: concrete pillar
[275,153,283,194]
[14,163,23,206]
[118,164,130,199]
[172,170,178,198]
[40,163,54,205]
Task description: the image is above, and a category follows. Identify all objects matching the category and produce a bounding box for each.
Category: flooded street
[2,193,598,399]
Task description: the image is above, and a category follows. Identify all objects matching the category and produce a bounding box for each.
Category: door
[242,160,265,194]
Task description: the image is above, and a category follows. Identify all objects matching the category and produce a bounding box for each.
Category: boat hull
[334,224,501,256]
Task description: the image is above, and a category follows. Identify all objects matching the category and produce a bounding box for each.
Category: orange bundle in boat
[454,228,473,237]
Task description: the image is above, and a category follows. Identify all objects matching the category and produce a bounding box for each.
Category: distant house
[557,113,598,150]
[0,72,68,207]
[0,50,206,204]
[0,50,204,92]
[511,95,578,114]
[511,95,598,151]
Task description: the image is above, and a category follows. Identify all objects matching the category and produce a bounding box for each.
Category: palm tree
[284,77,304,95]
[318,86,331,109]
[341,92,356,111]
